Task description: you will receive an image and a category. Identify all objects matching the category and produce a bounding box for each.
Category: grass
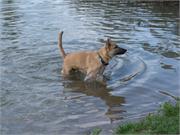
[91,100,179,135]
[91,127,102,135]
[115,101,180,134]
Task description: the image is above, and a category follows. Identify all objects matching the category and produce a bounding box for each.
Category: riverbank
[92,100,179,135]
[115,101,179,134]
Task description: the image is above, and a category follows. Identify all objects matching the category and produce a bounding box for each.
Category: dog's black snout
[116,47,127,55]
[124,49,127,53]
[123,49,127,53]
[121,48,127,54]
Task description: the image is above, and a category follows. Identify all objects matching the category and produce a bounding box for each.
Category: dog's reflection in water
[62,71,126,122]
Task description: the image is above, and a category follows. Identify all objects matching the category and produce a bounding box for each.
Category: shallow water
[0,0,179,134]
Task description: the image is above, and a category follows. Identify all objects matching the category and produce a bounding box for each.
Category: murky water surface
[0,0,179,134]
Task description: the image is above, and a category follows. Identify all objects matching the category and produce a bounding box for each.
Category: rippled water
[0,0,179,134]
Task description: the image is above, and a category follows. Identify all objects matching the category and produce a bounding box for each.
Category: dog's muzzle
[117,48,127,55]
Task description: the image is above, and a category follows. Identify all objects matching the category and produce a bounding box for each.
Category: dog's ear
[105,38,111,49]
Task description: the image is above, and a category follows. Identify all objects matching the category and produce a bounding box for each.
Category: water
[0,0,179,134]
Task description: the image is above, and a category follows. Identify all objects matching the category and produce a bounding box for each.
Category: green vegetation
[91,101,179,135]
[91,127,102,135]
[115,101,179,134]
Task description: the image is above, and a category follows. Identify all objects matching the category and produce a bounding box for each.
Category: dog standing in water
[58,31,127,81]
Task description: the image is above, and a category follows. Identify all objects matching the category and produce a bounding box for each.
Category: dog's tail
[58,31,66,59]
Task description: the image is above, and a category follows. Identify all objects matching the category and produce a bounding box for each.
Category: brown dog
[58,31,127,81]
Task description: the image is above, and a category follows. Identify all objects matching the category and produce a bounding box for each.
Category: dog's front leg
[84,70,98,82]
[96,75,104,82]
[84,73,96,82]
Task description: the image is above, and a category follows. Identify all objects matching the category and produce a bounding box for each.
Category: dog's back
[63,51,100,74]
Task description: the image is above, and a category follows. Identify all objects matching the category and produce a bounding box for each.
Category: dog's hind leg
[61,66,71,76]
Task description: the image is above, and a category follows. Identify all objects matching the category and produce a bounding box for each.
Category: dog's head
[105,38,127,58]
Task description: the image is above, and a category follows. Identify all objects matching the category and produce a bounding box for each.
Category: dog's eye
[114,46,118,48]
